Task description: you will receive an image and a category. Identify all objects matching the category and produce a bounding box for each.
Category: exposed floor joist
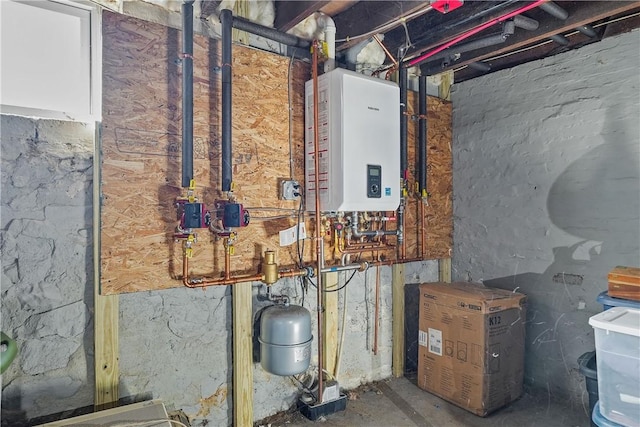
[385,0,525,60]
[334,1,431,51]
[274,1,330,31]
[418,1,640,76]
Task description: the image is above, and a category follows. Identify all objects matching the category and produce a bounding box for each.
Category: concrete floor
[258,376,590,427]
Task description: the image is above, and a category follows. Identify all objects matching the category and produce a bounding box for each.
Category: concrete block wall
[451,28,639,414]
[1,113,439,425]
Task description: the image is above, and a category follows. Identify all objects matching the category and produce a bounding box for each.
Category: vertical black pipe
[418,75,427,196]
[221,9,233,192]
[181,1,194,188]
[399,65,408,177]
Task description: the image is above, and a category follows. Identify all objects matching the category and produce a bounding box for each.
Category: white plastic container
[589,307,640,427]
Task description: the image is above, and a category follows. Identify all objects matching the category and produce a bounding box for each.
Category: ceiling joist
[419,1,640,76]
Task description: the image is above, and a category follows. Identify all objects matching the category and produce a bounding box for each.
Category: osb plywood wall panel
[100,11,451,294]
[406,93,453,260]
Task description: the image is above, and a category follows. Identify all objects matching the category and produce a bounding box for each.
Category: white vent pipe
[318,13,336,72]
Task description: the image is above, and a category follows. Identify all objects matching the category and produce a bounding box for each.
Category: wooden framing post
[438,70,453,284]
[94,294,119,409]
[392,263,405,377]
[233,282,253,427]
[439,258,452,283]
[231,0,250,44]
[323,272,339,377]
[94,123,119,409]
[439,70,454,101]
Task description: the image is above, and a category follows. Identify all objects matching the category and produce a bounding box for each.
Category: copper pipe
[312,40,324,403]
[181,252,308,288]
[373,35,397,67]
[373,263,380,355]
[345,241,387,249]
[224,238,231,279]
[369,259,398,267]
[182,251,190,287]
[340,246,396,255]
[278,269,308,279]
[343,241,395,251]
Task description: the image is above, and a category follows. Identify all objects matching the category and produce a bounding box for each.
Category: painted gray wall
[1,113,438,425]
[451,28,640,413]
[1,116,95,423]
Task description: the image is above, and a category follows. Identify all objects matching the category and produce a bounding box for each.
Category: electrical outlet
[280,179,300,200]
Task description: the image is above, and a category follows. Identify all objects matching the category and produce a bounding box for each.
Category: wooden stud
[439,70,453,101]
[94,295,119,409]
[323,272,339,377]
[233,282,253,427]
[232,0,250,45]
[392,263,405,377]
[94,123,119,410]
[439,258,452,283]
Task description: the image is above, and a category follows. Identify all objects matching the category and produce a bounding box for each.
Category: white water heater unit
[305,68,400,212]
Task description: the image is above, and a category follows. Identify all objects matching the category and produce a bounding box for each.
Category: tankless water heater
[305,68,400,212]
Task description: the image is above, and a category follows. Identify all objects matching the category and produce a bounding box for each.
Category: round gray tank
[259,304,312,376]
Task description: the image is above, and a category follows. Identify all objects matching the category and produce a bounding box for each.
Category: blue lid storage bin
[597,291,640,311]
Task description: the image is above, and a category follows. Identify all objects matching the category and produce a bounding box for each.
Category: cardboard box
[417,282,526,416]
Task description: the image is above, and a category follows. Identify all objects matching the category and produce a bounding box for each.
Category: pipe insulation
[576,24,597,38]
[181,0,194,188]
[550,34,570,46]
[418,75,427,198]
[467,61,492,72]
[513,15,539,31]
[426,33,509,64]
[232,15,311,48]
[539,1,569,20]
[540,4,599,40]
[221,9,233,192]
[408,0,547,67]
[399,65,408,177]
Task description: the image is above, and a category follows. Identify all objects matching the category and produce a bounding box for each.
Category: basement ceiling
[201,0,640,82]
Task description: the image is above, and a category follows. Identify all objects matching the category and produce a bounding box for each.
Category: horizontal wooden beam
[454,30,599,82]
[275,1,331,31]
[335,1,430,51]
[385,1,524,61]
